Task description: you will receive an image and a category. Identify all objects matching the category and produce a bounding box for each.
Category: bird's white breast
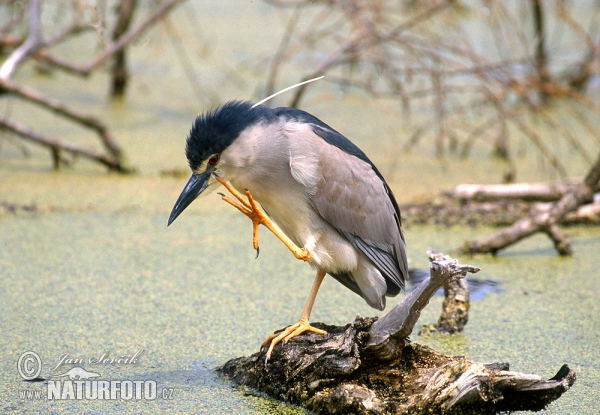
[218,121,360,274]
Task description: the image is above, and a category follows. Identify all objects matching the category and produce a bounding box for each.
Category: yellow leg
[263,269,327,361]
[213,175,312,261]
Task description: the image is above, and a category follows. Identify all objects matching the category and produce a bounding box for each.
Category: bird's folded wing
[287,120,407,293]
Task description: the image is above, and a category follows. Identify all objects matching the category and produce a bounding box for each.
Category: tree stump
[218,251,576,414]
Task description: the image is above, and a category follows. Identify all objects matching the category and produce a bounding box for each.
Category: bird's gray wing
[285,118,407,295]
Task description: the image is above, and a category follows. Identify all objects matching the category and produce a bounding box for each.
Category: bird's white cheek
[214,158,235,178]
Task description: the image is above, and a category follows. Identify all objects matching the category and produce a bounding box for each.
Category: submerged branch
[465,151,600,255]
[0,116,131,172]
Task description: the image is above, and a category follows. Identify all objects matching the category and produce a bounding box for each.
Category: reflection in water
[407,269,502,301]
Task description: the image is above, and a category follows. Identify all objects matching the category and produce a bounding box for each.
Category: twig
[0,0,42,80]
[263,0,600,179]
[0,115,130,172]
[0,78,122,159]
[30,0,184,77]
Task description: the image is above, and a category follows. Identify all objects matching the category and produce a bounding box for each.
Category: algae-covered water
[1,1,599,413]
[1,212,599,413]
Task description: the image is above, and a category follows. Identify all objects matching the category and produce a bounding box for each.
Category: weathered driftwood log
[363,250,479,361]
[219,252,575,414]
[564,200,600,223]
[445,181,580,202]
[465,150,600,256]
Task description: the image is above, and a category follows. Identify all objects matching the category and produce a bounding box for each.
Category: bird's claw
[262,319,327,363]
[213,175,266,253]
[213,174,312,262]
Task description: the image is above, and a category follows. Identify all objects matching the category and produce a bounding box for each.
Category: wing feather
[278,108,407,295]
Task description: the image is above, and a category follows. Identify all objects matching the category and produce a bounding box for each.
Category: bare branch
[365,250,479,360]
[0,78,122,158]
[0,0,42,80]
[29,0,184,77]
[0,116,131,172]
[263,0,600,178]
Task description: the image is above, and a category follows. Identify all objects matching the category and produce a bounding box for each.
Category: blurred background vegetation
[1,0,600,194]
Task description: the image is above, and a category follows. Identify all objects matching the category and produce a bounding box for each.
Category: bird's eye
[208,155,219,166]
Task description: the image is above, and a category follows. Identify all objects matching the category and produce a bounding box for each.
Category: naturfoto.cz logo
[17,350,175,401]
[46,379,159,400]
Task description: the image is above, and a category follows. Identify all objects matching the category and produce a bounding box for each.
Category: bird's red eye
[208,155,219,165]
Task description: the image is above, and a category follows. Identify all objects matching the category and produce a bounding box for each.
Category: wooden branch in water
[446,181,579,202]
[564,201,600,223]
[364,250,478,361]
[0,0,184,173]
[465,209,572,256]
[0,115,131,172]
[219,251,575,414]
[0,78,123,159]
[422,250,470,334]
[466,151,600,255]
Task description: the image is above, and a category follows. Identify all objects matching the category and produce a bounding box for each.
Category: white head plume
[252,76,324,109]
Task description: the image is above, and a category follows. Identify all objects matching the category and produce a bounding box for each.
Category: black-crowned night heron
[168,100,408,359]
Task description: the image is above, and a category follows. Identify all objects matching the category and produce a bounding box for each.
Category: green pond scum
[1,211,598,413]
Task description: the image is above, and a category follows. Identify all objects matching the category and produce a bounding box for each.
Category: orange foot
[213,174,311,261]
[262,318,327,362]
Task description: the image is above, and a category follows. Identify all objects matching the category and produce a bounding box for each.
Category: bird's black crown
[185,100,274,171]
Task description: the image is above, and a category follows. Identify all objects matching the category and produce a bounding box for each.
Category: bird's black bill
[168,172,211,226]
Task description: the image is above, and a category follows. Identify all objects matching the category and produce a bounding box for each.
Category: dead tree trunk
[218,251,575,414]
[111,0,138,96]
[465,150,600,255]
[532,0,550,104]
